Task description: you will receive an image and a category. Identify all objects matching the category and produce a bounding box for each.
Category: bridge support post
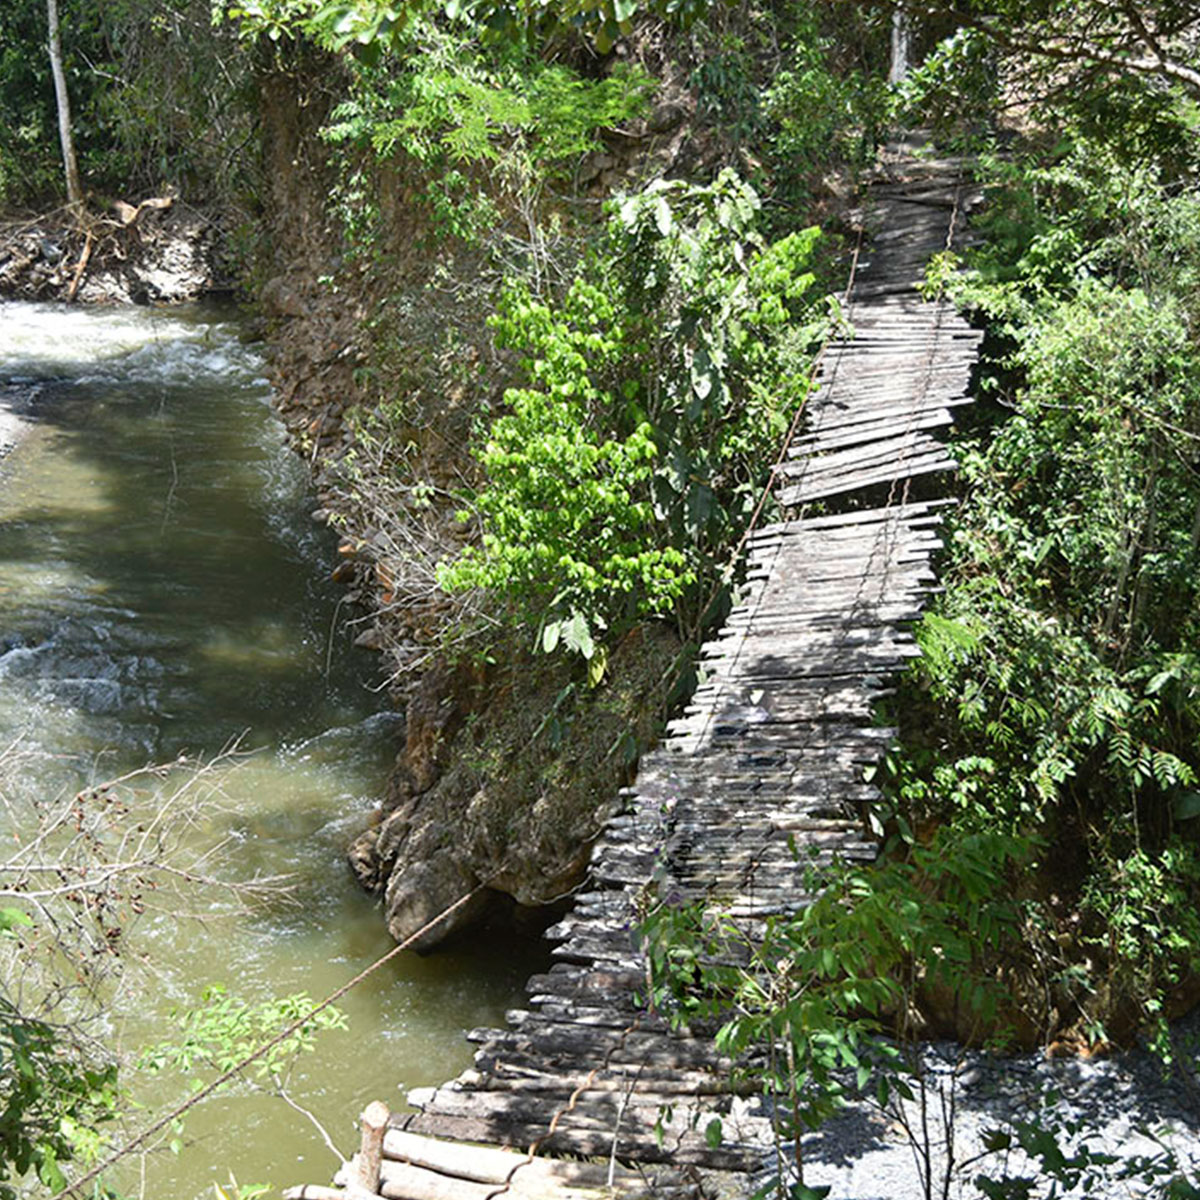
[356,1101,390,1195]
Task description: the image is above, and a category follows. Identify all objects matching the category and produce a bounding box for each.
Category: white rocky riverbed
[777,1015,1200,1199]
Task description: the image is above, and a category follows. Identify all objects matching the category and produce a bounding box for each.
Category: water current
[0,302,540,1199]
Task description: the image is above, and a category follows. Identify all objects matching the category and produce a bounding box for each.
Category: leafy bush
[0,907,120,1197]
[763,31,891,204]
[0,0,257,206]
[438,169,826,661]
[325,42,651,234]
[640,827,1030,1192]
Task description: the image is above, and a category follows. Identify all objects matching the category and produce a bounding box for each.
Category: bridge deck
[287,142,983,1200]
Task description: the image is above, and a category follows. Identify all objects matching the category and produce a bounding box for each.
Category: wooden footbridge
[288,142,983,1200]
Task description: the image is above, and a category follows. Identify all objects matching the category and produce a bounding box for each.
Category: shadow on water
[0,369,376,758]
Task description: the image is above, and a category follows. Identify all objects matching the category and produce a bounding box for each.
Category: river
[0,301,540,1200]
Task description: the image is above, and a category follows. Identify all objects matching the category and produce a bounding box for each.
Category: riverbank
[0,199,224,304]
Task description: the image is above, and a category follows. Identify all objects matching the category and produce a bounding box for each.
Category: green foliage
[0,904,120,1199]
[898,0,1200,160]
[881,132,1200,1044]
[320,22,651,245]
[213,1175,273,1200]
[141,984,348,1092]
[897,28,996,137]
[438,169,825,657]
[221,0,716,55]
[0,0,257,205]
[761,16,892,206]
[974,1111,1199,1199]
[640,827,1028,1184]
[0,999,120,1198]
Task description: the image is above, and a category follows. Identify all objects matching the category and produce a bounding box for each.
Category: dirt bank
[0,198,225,304]
[249,59,719,950]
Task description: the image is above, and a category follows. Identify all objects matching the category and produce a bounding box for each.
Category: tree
[897,0,1200,104]
[45,0,82,207]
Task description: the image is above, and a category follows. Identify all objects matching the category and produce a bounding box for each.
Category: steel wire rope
[500,168,978,1198]
[735,170,968,922]
[63,165,978,1200]
[557,178,972,1191]
[596,175,975,1194]
[641,225,868,917]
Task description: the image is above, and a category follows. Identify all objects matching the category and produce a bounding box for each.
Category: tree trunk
[46,0,83,208]
[889,8,911,85]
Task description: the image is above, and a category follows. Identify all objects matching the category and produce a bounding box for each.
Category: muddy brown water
[0,301,542,1200]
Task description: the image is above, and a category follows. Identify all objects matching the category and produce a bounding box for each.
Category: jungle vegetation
[2,0,1200,1196]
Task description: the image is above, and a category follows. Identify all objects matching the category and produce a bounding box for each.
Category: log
[358,1101,391,1194]
[381,1129,645,1191]
[379,1159,615,1200]
[65,231,94,303]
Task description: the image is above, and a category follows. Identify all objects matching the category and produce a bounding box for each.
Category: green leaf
[653,194,673,237]
[587,646,608,689]
[563,611,595,660]
[0,907,33,934]
[704,1117,723,1148]
[981,1127,1012,1152]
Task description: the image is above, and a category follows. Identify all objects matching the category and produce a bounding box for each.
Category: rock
[260,274,310,318]
[347,825,382,890]
[353,625,384,650]
[577,152,616,183]
[383,850,491,951]
[397,665,473,796]
[647,100,689,133]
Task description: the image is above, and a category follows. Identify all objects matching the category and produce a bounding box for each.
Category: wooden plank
[780,433,954,479]
[793,408,955,453]
[781,450,957,505]
[379,1158,612,1200]
[381,1129,649,1191]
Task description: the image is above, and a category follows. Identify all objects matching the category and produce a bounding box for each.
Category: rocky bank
[0,199,224,305]
[252,63,726,950]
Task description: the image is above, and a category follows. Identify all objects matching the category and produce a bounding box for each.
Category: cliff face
[255,62,700,949]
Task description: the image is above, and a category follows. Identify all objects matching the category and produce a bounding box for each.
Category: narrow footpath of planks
[286,139,984,1200]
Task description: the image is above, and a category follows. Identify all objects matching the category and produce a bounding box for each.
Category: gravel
[776,1014,1200,1199]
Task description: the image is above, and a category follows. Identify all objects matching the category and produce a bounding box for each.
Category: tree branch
[896,0,1200,99]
